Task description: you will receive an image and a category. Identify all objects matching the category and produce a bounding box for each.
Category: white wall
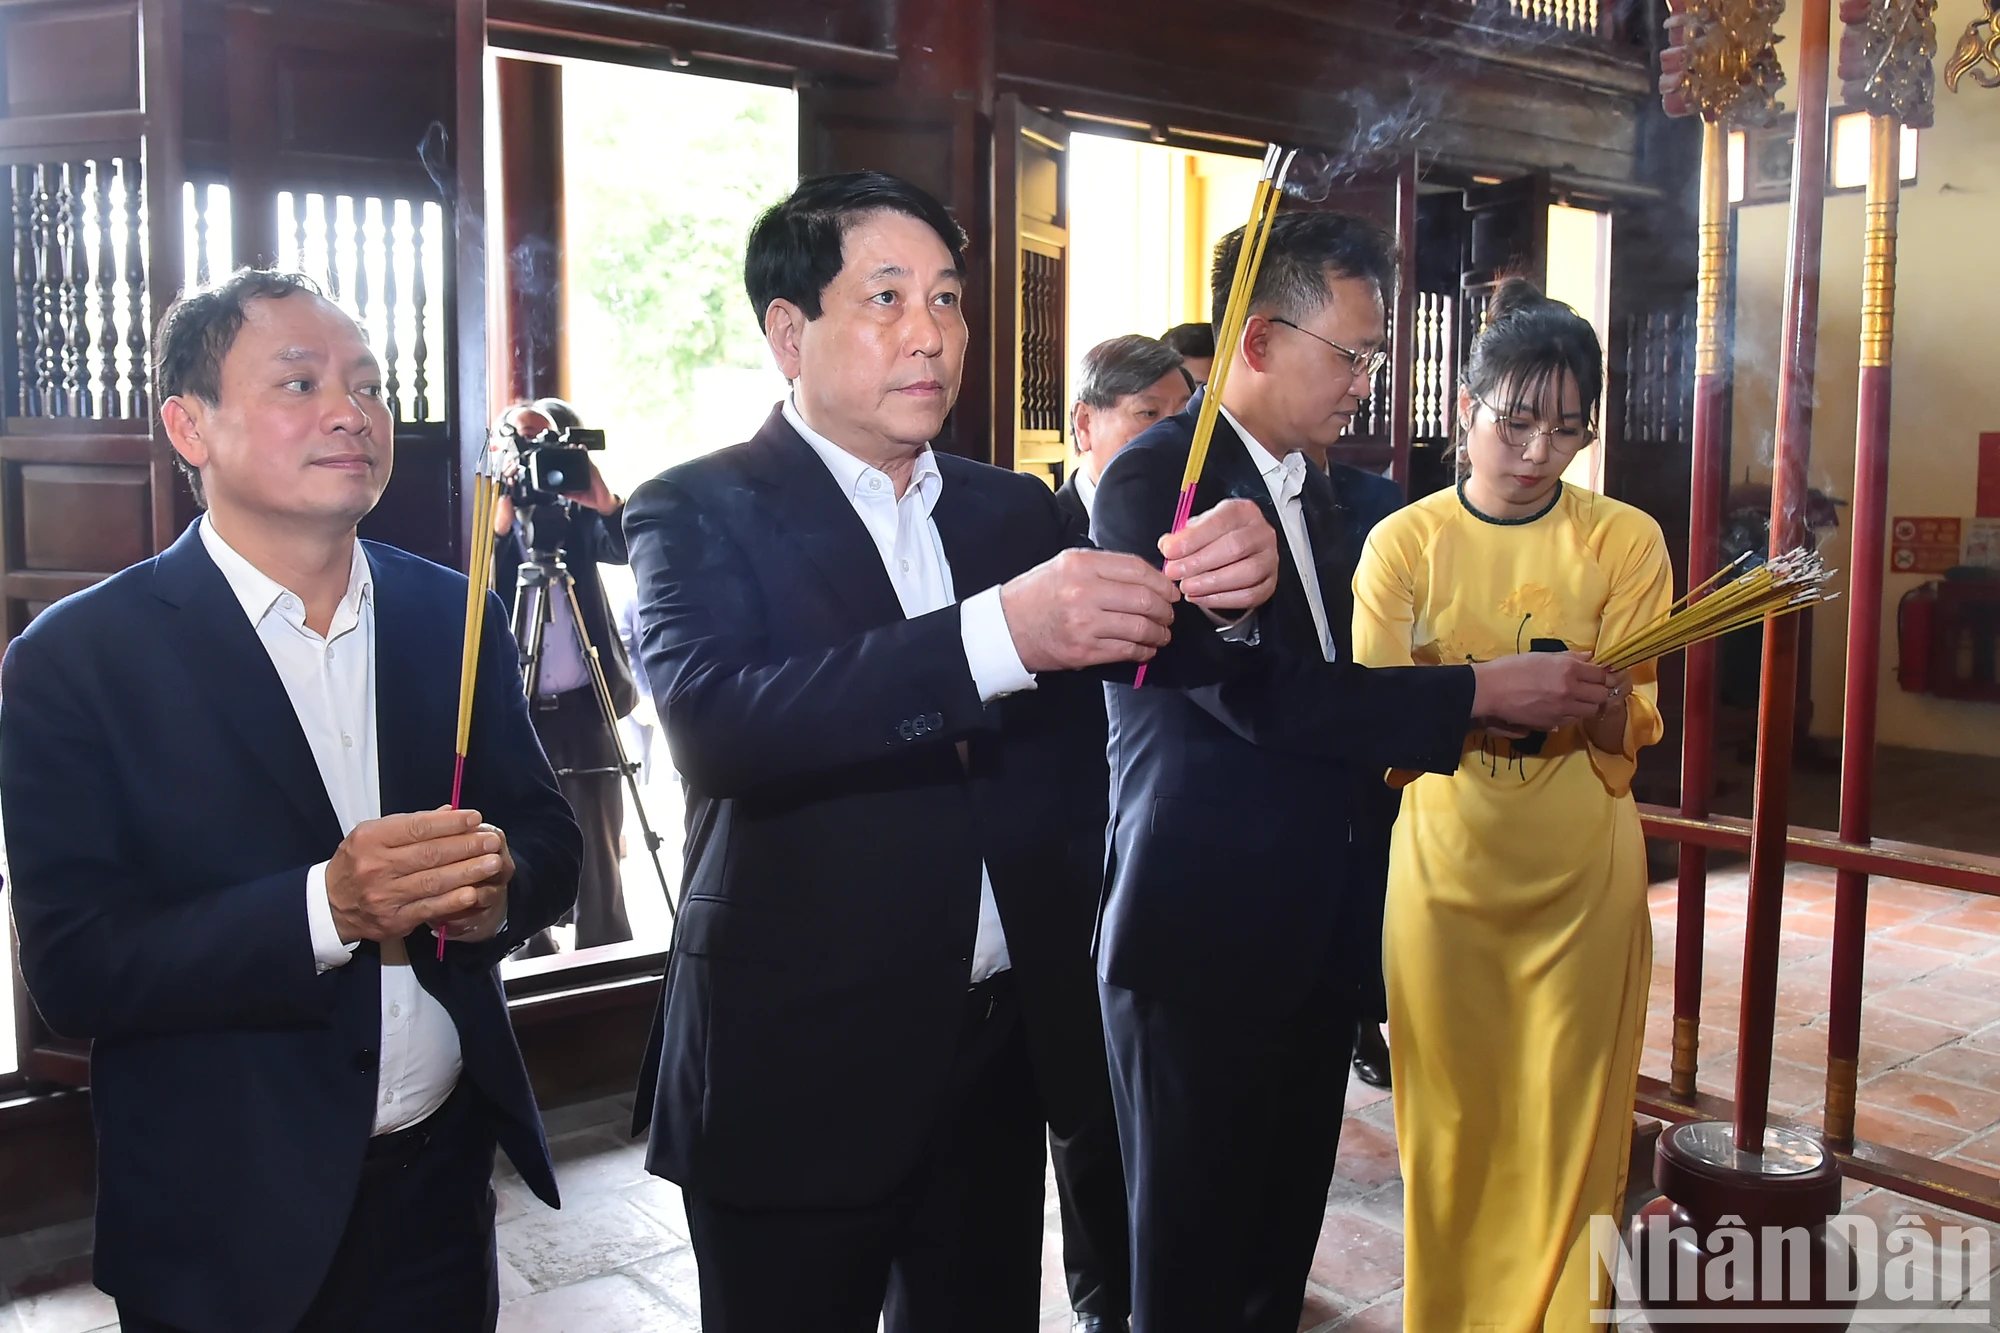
[1729,0,2000,757]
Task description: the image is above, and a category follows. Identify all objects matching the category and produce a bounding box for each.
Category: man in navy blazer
[1310,455,1406,1089]
[623,172,1279,1333]
[1090,213,1618,1332]
[1,270,580,1333]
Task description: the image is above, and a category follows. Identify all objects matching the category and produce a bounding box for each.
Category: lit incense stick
[1595,547,1837,674]
[1133,144,1295,688]
[440,460,498,957]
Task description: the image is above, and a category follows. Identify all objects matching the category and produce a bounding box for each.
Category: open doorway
[554,59,796,501]
[1066,134,1259,394]
[487,54,796,973]
[1545,201,1613,494]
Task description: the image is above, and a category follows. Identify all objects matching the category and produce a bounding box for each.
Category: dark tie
[1299,464,1355,659]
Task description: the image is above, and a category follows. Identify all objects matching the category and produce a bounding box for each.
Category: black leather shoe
[1072,1319,1129,1333]
[1352,1020,1391,1090]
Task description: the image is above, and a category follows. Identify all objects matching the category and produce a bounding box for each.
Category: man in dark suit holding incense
[1090,211,1618,1331]
[2,270,580,1333]
[622,171,1281,1333]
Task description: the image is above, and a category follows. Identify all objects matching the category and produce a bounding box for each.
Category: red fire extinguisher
[1898,582,1938,693]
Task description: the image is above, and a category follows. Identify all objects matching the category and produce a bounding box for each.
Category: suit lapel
[931,458,1019,605]
[1195,409,1320,651]
[367,545,454,817]
[739,408,906,631]
[150,524,344,846]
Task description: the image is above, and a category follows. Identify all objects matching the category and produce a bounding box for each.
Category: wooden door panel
[3,6,142,119]
[993,94,1068,482]
[18,463,151,572]
[0,0,182,1088]
[798,86,986,461]
[1278,154,1416,483]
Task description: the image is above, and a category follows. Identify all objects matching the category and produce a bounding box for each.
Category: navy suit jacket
[1320,459,1409,1023]
[623,407,1112,1209]
[1090,395,1476,1015]
[1054,471,1091,544]
[0,523,580,1333]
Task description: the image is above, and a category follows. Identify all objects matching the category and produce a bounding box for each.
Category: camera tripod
[510,523,675,922]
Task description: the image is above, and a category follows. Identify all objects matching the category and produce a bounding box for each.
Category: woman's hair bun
[1485,275,1554,323]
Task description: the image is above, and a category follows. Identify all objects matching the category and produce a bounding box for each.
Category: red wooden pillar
[495,55,566,406]
[1672,117,1731,1101]
[1736,0,1834,1153]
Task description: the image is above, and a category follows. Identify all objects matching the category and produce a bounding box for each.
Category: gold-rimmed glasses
[1267,317,1388,386]
[1473,395,1598,458]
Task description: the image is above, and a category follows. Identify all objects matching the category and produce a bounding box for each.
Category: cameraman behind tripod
[491,398,639,954]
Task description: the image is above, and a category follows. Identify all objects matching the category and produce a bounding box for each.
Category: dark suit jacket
[1320,459,1409,1023]
[623,407,1111,1209]
[0,524,581,1333]
[1054,471,1090,544]
[1090,394,1476,1015]
[494,500,638,718]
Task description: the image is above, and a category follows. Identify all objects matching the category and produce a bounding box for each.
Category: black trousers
[1049,1050,1132,1322]
[525,687,630,950]
[1100,975,1356,1333]
[683,972,1046,1333]
[117,1081,499,1333]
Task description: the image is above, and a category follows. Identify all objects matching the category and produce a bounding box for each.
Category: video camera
[491,400,607,507]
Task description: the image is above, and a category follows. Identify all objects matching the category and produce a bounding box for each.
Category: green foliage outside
[563,64,796,495]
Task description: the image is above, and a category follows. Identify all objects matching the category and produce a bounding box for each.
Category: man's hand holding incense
[1160,497,1279,622]
[1468,650,1617,733]
[1001,549,1180,672]
[327,807,512,946]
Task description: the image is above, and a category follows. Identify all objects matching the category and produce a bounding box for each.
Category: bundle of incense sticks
[440,457,499,957]
[1132,142,1295,689]
[1594,547,1838,674]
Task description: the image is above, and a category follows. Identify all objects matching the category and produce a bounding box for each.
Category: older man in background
[1055,335,1191,541]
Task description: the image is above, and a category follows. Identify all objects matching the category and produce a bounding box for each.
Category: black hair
[1075,335,1186,409]
[1159,322,1215,360]
[153,267,326,507]
[1462,277,1603,429]
[1210,211,1396,335]
[743,171,969,328]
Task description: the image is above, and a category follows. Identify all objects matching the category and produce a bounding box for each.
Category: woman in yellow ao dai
[1351,280,1673,1332]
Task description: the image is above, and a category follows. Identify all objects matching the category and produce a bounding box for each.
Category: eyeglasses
[1267,317,1388,387]
[1473,395,1598,458]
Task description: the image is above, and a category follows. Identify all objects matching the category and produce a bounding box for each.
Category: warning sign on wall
[1967,518,2000,571]
[1891,516,1962,573]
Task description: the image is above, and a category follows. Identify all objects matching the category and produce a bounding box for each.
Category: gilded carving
[1838,0,1939,125]
[1944,0,2000,90]
[1659,0,1789,126]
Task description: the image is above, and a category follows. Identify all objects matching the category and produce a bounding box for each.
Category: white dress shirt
[784,397,1033,982]
[1072,463,1098,519]
[199,518,462,1134]
[1218,406,1337,663]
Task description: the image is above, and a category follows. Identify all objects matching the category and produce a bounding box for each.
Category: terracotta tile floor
[9,865,2000,1331]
